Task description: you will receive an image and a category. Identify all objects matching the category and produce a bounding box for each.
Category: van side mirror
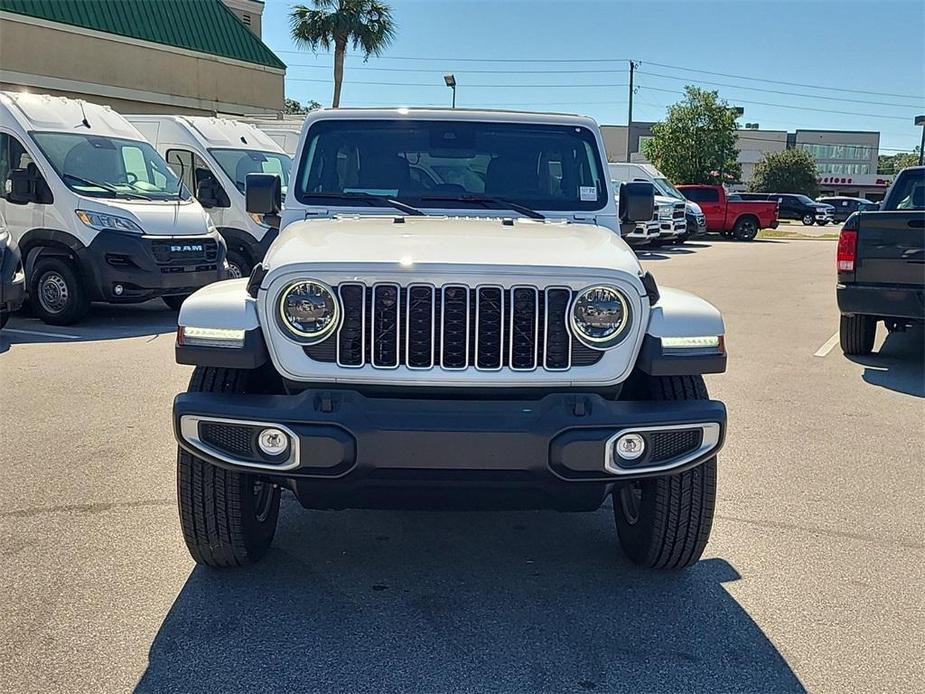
[246,173,281,215]
[6,168,39,205]
[618,181,655,223]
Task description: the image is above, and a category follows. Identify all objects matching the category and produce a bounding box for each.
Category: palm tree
[290,0,396,108]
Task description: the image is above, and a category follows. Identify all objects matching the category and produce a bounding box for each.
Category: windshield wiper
[306,191,424,216]
[63,173,153,200]
[419,194,545,220]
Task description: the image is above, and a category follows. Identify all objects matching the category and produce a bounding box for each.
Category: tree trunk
[332,37,347,108]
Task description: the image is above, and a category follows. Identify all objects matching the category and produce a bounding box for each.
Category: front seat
[358,154,410,190]
[485,156,539,197]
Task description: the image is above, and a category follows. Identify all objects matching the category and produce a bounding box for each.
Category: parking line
[813,331,840,358]
[3,328,81,340]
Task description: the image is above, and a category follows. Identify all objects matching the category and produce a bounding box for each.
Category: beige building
[0,0,284,116]
[221,0,265,38]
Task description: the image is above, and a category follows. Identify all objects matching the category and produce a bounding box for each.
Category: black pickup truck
[837,166,925,355]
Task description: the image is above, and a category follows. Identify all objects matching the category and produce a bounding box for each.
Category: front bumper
[686,213,707,238]
[77,230,227,302]
[173,388,726,511]
[838,283,925,321]
[625,221,661,246]
[0,242,26,315]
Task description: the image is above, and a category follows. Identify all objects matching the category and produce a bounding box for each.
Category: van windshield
[294,120,607,212]
[653,177,685,200]
[31,132,189,201]
[209,149,292,195]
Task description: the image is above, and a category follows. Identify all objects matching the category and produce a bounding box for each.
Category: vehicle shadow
[847,328,925,398]
[0,301,177,353]
[136,502,805,693]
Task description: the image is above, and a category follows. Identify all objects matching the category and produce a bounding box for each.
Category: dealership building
[0,0,284,116]
[601,123,894,200]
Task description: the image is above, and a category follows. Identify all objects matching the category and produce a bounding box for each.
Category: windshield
[31,132,188,200]
[295,120,607,212]
[210,149,292,196]
[653,177,685,200]
[883,168,925,210]
[794,194,817,205]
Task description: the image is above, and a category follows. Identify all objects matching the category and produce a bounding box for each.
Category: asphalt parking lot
[1,236,922,694]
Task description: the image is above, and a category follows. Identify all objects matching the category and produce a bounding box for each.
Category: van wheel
[802,213,815,226]
[226,249,250,280]
[162,295,190,311]
[816,220,829,226]
[732,216,759,241]
[30,256,89,325]
[614,375,717,570]
[177,366,281,567]
[839,314,876,356]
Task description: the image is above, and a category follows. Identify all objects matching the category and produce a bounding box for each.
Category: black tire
[29,256,89,325]
[614,375,717,570]
[801,213,815,226]
[162,294,190,311]
[839,314,876,356]
[732,216,759,241]
[177,366,281,567]
[719,230,733,239]
[226,249,251,280]
[816,220,829,226]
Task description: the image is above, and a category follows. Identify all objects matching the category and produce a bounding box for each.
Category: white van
[0,92,225,324]
[609,163,686,244]
[127,115,291,278]
[609,162,706,240]
[251,123,302,156]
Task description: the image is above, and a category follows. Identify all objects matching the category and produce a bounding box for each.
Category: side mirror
[6,168,38,205]
[246,173,281,215]
[618,181,655,223]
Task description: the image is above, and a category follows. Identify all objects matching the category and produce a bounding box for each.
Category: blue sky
[260,0,925,152]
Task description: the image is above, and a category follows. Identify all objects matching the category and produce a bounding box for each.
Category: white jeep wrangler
[172,109,727,570]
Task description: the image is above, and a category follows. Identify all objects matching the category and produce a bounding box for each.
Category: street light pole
[916,115,925,166]
[444,74,457,109]
[625,60,637,162]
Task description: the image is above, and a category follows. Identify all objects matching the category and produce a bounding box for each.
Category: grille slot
[304,283,605,371]
[544,288,572,370]
[475,286,504,370]
[371,284,400,368]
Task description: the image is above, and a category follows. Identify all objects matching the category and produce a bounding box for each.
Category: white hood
[81,199,212,237]
[264,216,642,275]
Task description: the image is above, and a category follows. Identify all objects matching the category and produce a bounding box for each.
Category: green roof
[0,0,285,70]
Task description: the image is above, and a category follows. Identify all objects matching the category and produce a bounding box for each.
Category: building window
[799,143,872,161]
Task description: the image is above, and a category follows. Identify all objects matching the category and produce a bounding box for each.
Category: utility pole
[625,60,637,162]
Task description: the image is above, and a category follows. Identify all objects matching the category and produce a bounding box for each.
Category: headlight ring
[570,285,632,349]
[277,280,340,344]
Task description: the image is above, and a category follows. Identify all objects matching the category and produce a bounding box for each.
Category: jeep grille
[303,283,603,371]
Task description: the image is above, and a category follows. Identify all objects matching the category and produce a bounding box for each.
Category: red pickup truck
[677,185,779,241]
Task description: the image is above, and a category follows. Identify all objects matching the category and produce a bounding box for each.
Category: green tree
[878,149,920,174]
[748,148,819,197]
[290,0,396,108]
[641,86,741,185]
[284,97,322,114]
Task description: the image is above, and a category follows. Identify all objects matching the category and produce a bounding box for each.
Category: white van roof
[0,91,142,141]
[608,162,664,178]
[128,114,285,154]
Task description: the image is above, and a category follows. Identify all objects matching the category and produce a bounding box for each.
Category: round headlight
[278,280,339,342]
[571,285,631,349]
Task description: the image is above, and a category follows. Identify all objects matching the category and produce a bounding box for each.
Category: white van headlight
[76,210,143,234]
[278,280,339,343]
[571,285,631,349]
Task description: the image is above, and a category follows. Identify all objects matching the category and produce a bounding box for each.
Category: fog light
[113,284,124,296]
[614,433,645,461]
[257,428,289,457]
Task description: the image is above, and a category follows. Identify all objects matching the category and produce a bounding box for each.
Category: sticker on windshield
[579,186,597,201]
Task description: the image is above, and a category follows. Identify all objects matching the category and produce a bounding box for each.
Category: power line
[642,60,924,100]
[637,70,920,109]
[637,85,913,121]
[284,62,624,75]
[287,77,627,88]
[275,49,630,64]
